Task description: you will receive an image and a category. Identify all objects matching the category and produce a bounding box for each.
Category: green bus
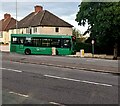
[10,34,76,55]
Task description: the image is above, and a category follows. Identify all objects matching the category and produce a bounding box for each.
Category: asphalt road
[2,52,118,74]
[2,59,119,105]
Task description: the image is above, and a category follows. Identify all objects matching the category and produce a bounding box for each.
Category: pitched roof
[0,17,17,31]
[11,10,73,29]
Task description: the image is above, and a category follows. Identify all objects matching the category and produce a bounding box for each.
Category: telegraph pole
[16,0,18,34]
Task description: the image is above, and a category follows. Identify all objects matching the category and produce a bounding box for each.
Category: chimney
[34,5,43,13]
[4,13,11,19]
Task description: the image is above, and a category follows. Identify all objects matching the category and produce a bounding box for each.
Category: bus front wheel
[25,49,31,55]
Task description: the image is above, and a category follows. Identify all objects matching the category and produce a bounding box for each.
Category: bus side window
[20,38,24,44]
[24,37,33,46]
[62,39,71,48]
[12,37,18,44]
[51,39,61,48]
[42,39,51,47]
[32,38,41,47]
[19,37,25,44]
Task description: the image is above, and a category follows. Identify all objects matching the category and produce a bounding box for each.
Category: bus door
[60,39,71,55]
[19,44,24,49]
[18,37,25,50]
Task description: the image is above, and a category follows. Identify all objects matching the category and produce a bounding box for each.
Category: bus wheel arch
[25,49,31,55]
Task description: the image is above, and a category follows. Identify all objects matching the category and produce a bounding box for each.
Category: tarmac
[1,44,119,75]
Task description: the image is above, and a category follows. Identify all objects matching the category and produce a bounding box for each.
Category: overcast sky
[0,1,88,34]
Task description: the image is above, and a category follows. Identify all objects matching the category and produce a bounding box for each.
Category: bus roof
[11,34,72,39]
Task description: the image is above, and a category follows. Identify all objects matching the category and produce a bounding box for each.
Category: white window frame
[33,27,37,33]
[26,28,29,34]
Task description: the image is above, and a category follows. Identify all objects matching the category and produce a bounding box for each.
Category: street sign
[91,40,94,45]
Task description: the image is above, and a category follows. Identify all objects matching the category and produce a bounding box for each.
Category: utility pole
[16,0,18,34]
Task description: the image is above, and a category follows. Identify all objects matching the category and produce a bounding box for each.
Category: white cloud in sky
[60,13,88,34]
[1,0,81,2]
[0,1,88,34]
[1,0,119,2]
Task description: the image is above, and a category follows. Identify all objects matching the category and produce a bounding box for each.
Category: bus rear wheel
[25,49,31,55]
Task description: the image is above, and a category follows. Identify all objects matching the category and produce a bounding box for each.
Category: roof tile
[11,10,73,29]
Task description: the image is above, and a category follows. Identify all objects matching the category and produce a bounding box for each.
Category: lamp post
[91,40,95,57]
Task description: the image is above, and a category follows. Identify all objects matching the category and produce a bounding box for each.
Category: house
[0,13,17,44]
[9,5,73,37]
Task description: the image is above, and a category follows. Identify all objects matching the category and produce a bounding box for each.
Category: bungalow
[9,5,73,37]
[0,13,17,44]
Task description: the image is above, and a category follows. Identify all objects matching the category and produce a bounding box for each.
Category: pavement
[68,52,115,60]
[0,44,118,60]
[2,52,119,75]
[0,44,10,52]
[1,44,119,75]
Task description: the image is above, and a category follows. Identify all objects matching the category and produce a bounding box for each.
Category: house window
[11,30,14,34]
[55,27,59,33]
[26,28,29,34]
[26,27,32,34]
[33,27,37,33]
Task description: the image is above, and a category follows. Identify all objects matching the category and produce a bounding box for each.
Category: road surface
[2,58,119,104]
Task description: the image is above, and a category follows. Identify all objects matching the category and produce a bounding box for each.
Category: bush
[75,42,91,53]
[74,37,120,55]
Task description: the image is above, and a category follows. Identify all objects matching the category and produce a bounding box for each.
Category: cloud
[60,13,88,33]
[1,0,80,2]
[43,2,79,16]
[1,2,88,33]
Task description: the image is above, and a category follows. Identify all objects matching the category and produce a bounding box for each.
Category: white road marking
[9,91,29,98]
[80,68,87,70]
[56,65,62,67]
[65,66,70,68]
[91,69,98,71]
[71,67,76,69]
[44,74,112,87]
[98,71,109,74]
[1,67,22,73]
[48,64,54,66]
[49,102,65,106]
[100,73,109,75]
[41,63,45,65]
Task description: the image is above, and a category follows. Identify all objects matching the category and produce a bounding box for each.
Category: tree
[76,1,120,59]
[72,28,87,42]
[72,28,81,38]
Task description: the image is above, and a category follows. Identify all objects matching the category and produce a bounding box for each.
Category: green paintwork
[10,34,75,55]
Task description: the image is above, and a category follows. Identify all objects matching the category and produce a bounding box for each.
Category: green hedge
[75,42,117,55]
[75,42,91,53]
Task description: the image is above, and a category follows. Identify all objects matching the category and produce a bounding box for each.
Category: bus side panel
[10,44,24,54]
[10,44,16,52]
[57,48,72,55]
[24,47,52,55]
[37,47,52,55]
[10,45,73,55]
